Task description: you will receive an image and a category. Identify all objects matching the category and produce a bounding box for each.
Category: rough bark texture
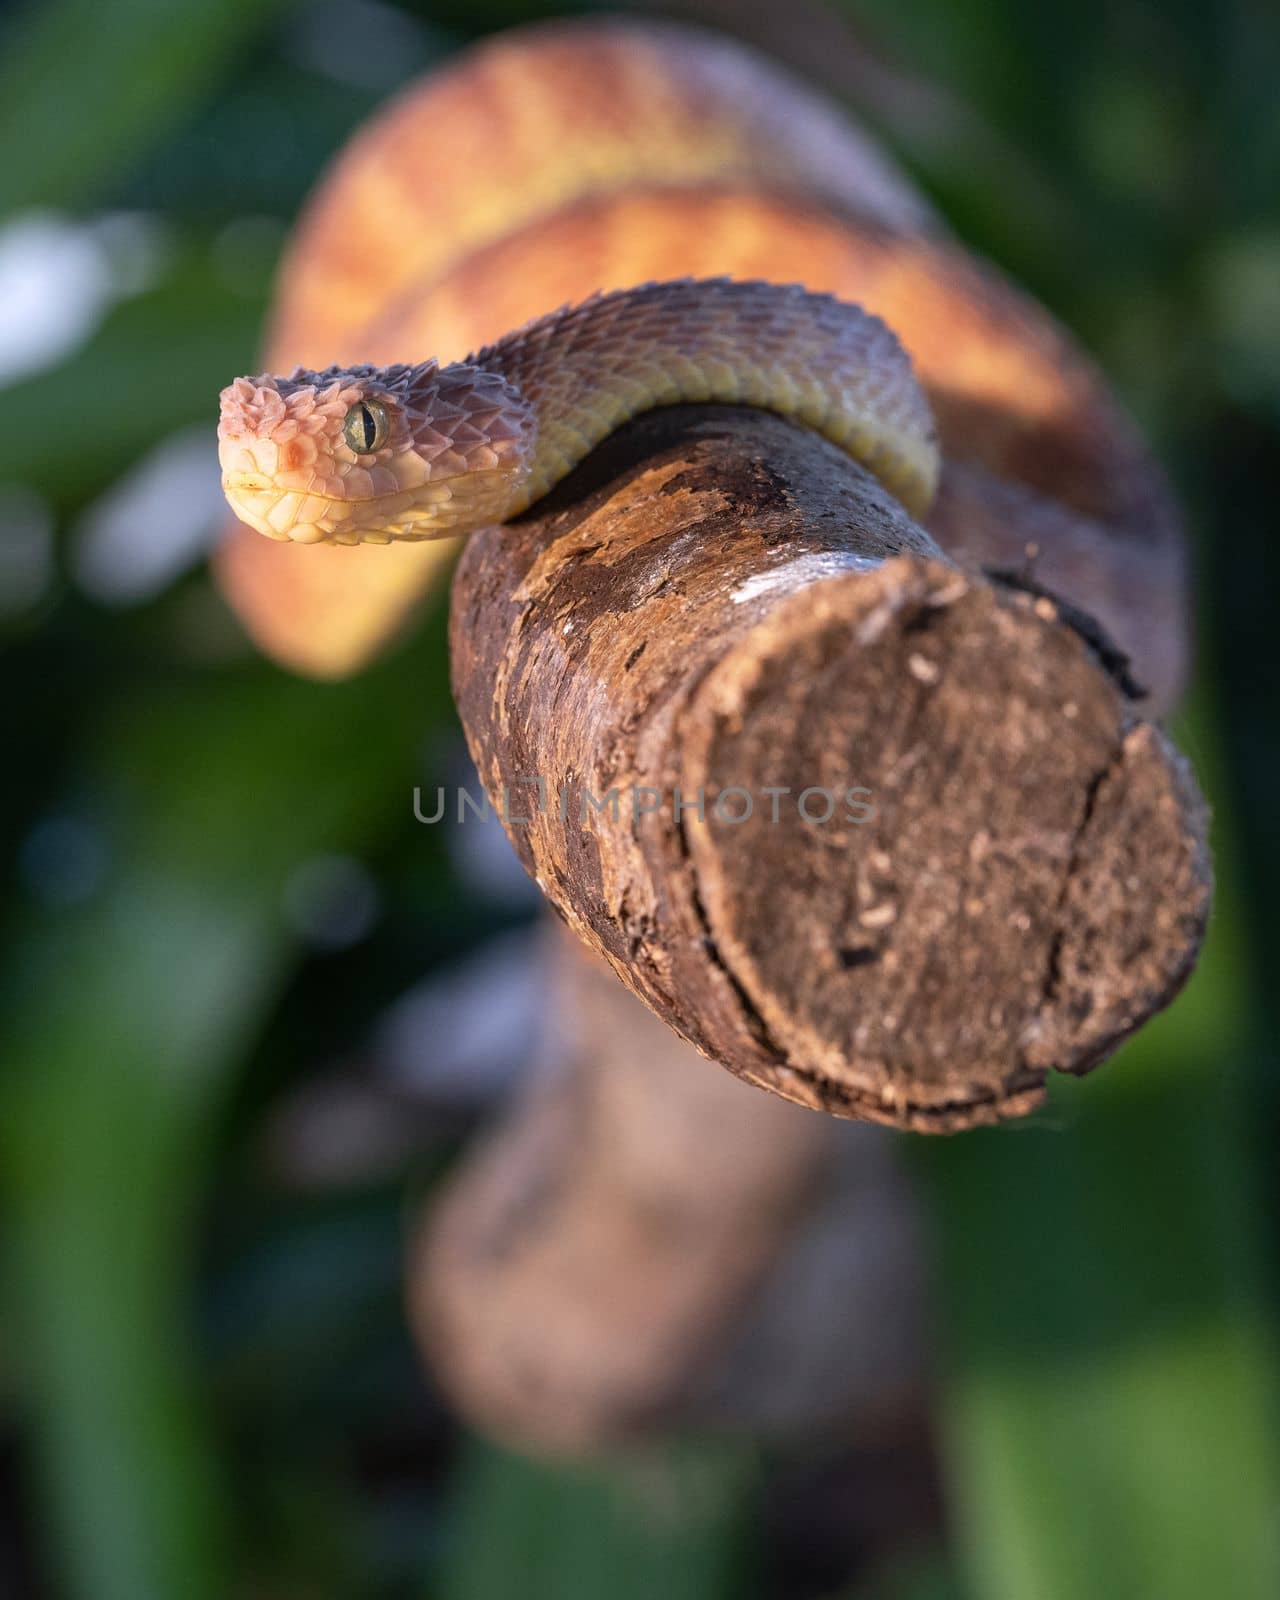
[450,405,1210,1132]
[412,927,928,1453]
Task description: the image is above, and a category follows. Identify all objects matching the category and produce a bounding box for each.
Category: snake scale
[215,17,1182,700]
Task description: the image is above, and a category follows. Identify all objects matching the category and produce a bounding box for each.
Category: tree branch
[448,405,1209,1132]
[412,927,928,1451]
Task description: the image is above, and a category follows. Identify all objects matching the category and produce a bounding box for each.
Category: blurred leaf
[855,1551,968,1600]
[0,232,268,512]
[0,0,304,217]
[1,640,446,1600]
[442,1437,760,1600]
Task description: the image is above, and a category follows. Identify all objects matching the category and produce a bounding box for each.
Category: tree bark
[412,926,928,1452]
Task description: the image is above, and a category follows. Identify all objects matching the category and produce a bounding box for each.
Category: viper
[215,17,1183,704]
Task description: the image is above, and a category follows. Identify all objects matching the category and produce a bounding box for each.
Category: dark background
[0,1,1277,1597]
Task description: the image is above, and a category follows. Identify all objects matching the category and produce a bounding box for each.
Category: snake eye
[342,399,389,455]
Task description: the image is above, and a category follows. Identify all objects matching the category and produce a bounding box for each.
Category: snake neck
[477,279,938,527]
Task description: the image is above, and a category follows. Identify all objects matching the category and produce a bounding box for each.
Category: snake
[219,279,937,544]
[214,17,1183,703]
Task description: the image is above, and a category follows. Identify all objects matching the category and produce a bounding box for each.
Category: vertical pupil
[359,404,376,451]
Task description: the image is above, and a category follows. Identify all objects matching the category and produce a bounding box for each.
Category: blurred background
[1,0,1278,1596]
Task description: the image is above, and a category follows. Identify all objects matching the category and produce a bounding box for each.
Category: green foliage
[443,1440,760,1600]
[0,0,305,216]
[3,653,447,1599]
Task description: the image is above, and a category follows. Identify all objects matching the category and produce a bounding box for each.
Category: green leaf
[0,0,304,217]
[442,1436,760,1600]
[2,644,446,1600]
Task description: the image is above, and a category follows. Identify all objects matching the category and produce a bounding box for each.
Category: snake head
[217,360,536,545]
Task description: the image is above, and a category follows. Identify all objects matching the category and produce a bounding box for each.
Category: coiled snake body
[216,18,1183,703]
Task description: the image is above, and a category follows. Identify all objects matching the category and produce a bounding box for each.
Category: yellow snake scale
[215,17,1179,686]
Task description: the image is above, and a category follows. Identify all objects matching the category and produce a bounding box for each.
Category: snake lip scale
[218,277,940,548]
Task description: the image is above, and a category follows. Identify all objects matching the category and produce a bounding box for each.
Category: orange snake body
[215,18,1183,703]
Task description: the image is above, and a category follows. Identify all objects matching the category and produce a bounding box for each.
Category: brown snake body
[214,18,1185,707]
